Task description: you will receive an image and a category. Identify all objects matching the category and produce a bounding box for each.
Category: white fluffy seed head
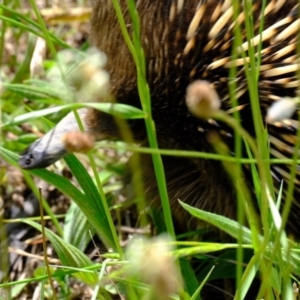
[46,48,110,102]
[266,97,298,124]
[68,48,110,101]
[186,80,221,119]
[126,234,183,299]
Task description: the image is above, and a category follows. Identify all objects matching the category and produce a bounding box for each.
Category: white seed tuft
[266,97,298,124]
[126,235,183,300]
[186,80,221,119]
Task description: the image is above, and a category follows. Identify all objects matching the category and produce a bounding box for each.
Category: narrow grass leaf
[180,259,200,300]
[3,83,68,100]
[0,4,70,48]
[174,243,250,257]
[2,103,145,128]
[244,140,261,203]
[236,261,259,300]
[270,267,281,293]
[22,219,98,285]
[192,266,215,300]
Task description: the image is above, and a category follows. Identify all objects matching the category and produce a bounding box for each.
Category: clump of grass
[1,1,300,299]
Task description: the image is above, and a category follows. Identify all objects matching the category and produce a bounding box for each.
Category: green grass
[1,1,300,299]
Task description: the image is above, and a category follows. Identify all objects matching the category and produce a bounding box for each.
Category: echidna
[19,0,300,238]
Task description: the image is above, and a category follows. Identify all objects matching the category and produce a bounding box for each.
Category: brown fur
[88,0,300,237]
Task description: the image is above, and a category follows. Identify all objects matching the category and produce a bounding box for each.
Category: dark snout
[19,109,89,169]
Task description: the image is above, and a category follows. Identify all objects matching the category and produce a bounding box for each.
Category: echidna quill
[19,0,300,238]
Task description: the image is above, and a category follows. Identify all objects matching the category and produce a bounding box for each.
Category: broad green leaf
[180,201,300,273]
[179,201,255,244]
[0,147,115,248]
[64,202,95,252]
[64,154,115,249]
